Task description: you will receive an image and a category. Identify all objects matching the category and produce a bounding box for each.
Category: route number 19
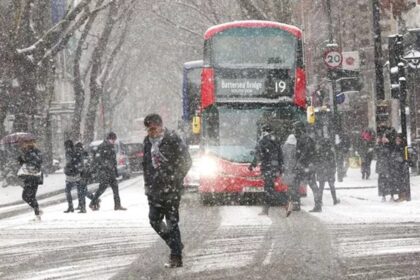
[275,81,287,93]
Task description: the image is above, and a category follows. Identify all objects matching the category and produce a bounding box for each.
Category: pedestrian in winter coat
[17,139,43,221]
[142,113,192,268]
[335,132,351,182]
[89,132,127,211]
[391,133,409,201]
[316,138,340,205]
[63,140,85,213]
[293,121,322,212]
[74,142,95,212]
[375,128,395,201]
[249,125,289,216]
[358,128,375,179]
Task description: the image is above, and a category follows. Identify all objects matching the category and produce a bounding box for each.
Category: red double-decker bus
[198,20,307,204]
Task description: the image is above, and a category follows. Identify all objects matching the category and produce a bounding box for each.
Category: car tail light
[136,152,144,157]
[294,67,306,109]
[201,67,215,109]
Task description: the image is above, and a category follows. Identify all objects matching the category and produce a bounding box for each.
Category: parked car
[88,139,131,180]
[183,145,200,192]
[125,142,144,172]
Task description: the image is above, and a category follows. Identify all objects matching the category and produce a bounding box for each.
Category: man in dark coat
[249,124,289,216]
[63,140,83,213]
[316,138,340,205]
[89,132,126,211]
[293,121,322,212]
[142,113,191,268]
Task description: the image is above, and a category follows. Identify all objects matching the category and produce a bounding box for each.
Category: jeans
[148,194,183,256]
[65,181,80,209]
[262,171,276,209]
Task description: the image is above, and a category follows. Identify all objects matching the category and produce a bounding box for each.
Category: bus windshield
[204,104,305,163]
[212,28,297,68]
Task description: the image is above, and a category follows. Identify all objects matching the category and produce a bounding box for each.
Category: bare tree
[0,0,112,135]
[236,0,292,23]
[82,0,137,144]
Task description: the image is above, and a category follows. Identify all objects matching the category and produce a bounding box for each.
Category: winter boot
[164,255,183,268]
[64,207,74,213]
[258,205,269,215]
[114,206,127,211]
[309,203,322,212]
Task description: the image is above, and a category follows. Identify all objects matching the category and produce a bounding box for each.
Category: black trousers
[91,176,121,208]
[148,193,183,256]
[262,171,277,209]
[293,171,321,208]
[22,183,40,215]
[361,156,372,178]
[319,178,338,203]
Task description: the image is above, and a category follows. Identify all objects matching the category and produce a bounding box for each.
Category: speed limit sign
[324,50,342,68]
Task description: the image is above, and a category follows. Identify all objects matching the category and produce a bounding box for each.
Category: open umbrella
[0,132,37,145]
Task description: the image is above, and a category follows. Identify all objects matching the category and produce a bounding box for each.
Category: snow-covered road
[1,164,420,279]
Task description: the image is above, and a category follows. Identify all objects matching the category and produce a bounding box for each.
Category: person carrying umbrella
[17,138,43,221]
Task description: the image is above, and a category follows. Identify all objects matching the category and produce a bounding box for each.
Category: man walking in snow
[249,124,289,216]
[293,121,322,212]
[89,132,127,211]
[142,113,191,268]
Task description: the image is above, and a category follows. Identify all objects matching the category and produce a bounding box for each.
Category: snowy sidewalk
[302,161,420,224]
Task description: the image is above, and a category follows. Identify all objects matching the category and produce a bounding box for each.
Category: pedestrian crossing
[329,223,420,279]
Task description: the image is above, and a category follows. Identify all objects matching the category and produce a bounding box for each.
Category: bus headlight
[198,156,219,177]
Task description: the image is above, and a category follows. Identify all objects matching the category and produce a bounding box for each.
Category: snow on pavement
[301,161,420,224]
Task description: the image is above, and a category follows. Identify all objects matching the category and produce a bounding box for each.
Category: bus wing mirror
[307,105,315,125]
[192,116,201,134]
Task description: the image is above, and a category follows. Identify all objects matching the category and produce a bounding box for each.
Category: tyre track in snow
[329,223,420,279]
[0,177,154,280]
[117,201,342,280]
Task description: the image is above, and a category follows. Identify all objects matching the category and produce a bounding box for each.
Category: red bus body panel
[198,155,306,196]
[204,20,302,40]
[294,67,307,109]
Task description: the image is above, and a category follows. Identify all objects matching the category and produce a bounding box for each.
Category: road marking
[262,241,274,266]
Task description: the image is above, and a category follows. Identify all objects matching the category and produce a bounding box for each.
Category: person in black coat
[293,121,322,212]
[142,113,192,268]
[74,142,95,213]
[392,133,409,201]
[89,132,127,211]
[316,138,340,205]
[63,139,82,213]
[375,128,394,201]
[17,139,43,220]
[335,132,351,182]
[249,124,288,216]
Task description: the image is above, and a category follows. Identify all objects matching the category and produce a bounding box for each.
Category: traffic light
[388,35,404,98]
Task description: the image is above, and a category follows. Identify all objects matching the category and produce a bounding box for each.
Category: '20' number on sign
[275,81,287,93]
[324,51,342,68]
